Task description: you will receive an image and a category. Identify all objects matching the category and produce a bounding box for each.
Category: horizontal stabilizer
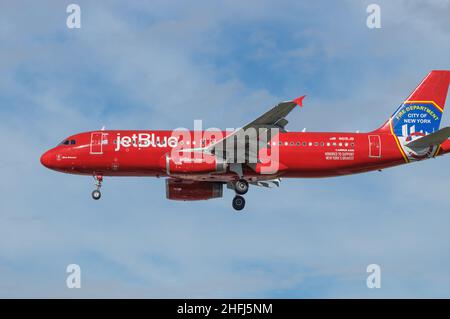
[405,126,450,149]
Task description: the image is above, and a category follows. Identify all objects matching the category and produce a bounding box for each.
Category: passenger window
[314,142,319,146]
[296,142,300,146]
[320,142,324,146]
[289,142,294,146]
[303,142,307,146]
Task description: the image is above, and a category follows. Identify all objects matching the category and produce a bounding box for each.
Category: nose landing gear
[232,179,249,211]
[92,189,101,200]
[92,174,103,200]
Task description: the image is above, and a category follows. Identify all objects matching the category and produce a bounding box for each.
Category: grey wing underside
[206,98,304,165]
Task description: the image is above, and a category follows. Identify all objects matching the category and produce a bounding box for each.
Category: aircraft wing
[405,126,450,150]
[207,96,305,163]
[241,95,306,132]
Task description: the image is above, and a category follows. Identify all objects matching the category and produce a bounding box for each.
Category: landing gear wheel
[92,190,101,200]
[234,179,249,195]
[92,174,103,200]
[232,195,246,211]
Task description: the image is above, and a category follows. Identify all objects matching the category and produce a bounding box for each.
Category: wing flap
[249,178,281,188]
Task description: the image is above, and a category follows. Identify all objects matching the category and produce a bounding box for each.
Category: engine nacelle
[165,179,223,201]
[160,152,227,175]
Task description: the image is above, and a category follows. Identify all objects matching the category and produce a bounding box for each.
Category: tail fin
[377,70,450,136]
[376,70,450,161]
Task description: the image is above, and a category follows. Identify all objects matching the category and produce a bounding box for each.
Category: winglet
[293,95,306,107]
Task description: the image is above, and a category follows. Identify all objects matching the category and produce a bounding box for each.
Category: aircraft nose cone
[40,150,53,168]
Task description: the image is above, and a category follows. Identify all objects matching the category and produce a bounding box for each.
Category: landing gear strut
[232,195,246,211]
[92,174,103,200]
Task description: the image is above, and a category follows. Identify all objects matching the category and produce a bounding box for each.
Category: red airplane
[41,70,450,210]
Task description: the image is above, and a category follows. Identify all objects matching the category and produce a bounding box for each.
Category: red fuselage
[39,71,450,209]
[40,129,450,181]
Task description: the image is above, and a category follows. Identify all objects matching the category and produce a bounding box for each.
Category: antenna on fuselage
[302,128,306,132]
[101,126,106,131]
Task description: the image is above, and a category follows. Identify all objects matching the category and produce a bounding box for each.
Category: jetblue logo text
[115,133,178,151]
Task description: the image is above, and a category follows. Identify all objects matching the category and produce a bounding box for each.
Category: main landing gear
[234,179,249,195]
[232,179,249,211]
[92,174,103,200]
[232,195,246,211]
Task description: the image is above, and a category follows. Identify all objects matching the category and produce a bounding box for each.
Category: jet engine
[160,152,227,175]
[165,179,223,201]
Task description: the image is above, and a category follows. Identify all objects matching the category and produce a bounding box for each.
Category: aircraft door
[368,135,381,158]
[90,132,104,155]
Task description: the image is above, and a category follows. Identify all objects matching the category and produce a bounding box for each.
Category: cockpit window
[59,139,71,146]
[71,140,76,145]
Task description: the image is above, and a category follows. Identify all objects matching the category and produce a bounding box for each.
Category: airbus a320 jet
[41,71,450,210]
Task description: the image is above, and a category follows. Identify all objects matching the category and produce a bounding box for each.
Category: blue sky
[1,0,450,298]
